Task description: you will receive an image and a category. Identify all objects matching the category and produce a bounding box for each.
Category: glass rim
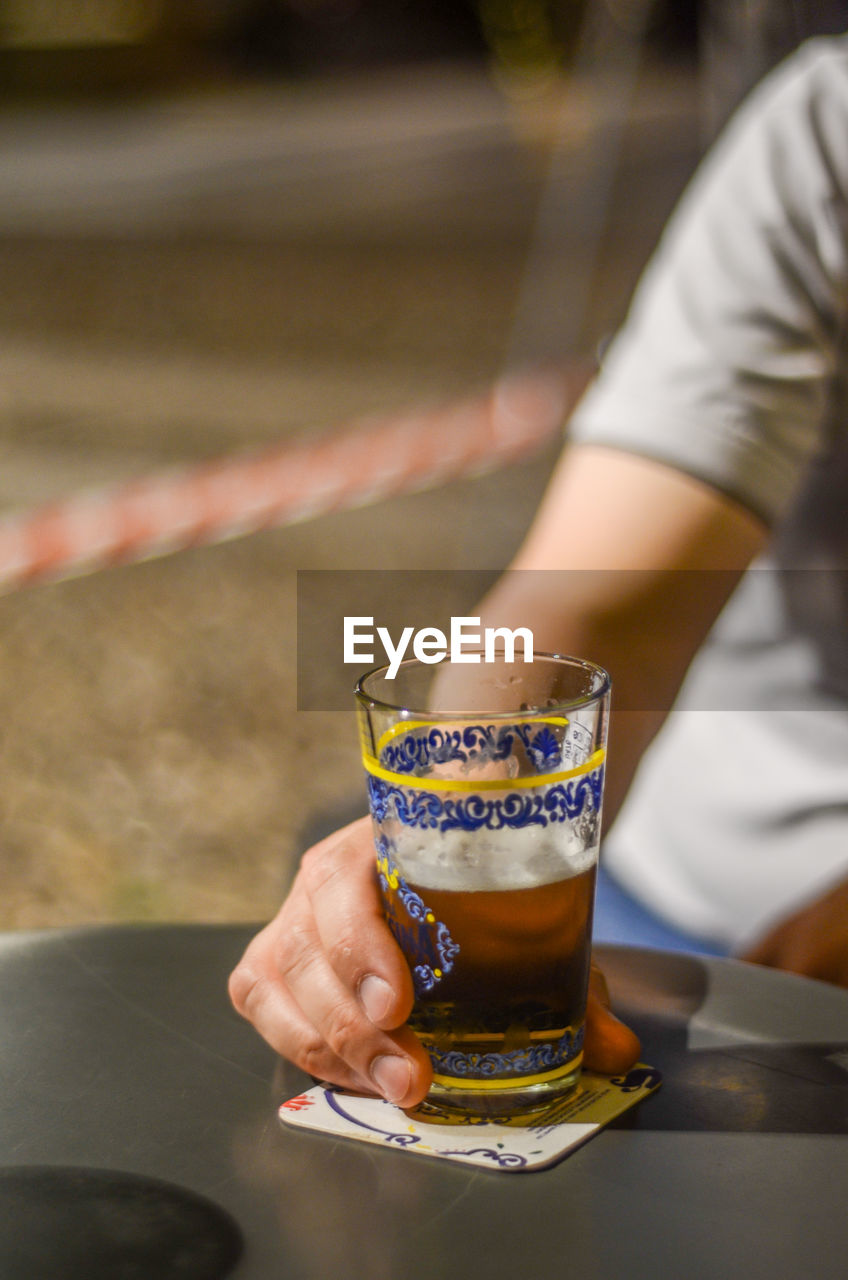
[354,651,611,719]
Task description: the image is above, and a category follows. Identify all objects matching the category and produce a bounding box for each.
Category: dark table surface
[1,923,847,1279]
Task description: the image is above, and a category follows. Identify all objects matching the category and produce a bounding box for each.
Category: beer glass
[355,653,610,1116]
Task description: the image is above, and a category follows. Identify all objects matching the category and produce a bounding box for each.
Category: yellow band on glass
[360,745,605,792]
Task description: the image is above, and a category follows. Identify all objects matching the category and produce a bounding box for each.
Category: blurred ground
[0,40,703,929]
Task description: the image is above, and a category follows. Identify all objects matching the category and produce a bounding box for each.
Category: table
[1,924,847,1278]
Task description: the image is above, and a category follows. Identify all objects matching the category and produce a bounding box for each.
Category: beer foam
[388,822,598,893]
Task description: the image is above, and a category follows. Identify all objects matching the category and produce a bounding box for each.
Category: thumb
[583,963,642,1075]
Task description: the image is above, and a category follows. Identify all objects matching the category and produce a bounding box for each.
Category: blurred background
[0,0,845,929]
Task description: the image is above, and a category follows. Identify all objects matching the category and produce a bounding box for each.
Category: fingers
[229,921,373,1094]
[739,877,848,988]
[298,819,414,1030]
[583,963,642,1075]
[230,916,430,1103]
[741,921,848,986]
[229,818,432,1107]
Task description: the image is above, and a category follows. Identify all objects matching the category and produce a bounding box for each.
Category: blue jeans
[593,863,730,957]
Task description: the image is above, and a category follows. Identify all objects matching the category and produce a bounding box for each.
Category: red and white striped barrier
[0,363,590,593]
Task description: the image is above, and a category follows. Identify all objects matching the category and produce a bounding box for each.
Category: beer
[378,827,598,1115]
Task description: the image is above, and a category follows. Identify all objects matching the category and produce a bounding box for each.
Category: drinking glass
[355,652,610,1116]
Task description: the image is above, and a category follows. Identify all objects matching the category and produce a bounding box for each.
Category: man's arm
[478,441,767,828]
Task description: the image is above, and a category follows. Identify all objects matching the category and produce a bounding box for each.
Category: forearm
[474,573,682,829]
[476,444,767,828]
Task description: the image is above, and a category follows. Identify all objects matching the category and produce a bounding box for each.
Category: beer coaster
[279,1065,661,1173]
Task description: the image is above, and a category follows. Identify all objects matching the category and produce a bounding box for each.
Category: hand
[229,817,641,1106]
[740,874,848,987]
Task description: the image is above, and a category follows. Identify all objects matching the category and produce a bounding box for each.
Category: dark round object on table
[0,1165,242,1279]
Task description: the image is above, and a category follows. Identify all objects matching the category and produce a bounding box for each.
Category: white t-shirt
[569,36,848,950]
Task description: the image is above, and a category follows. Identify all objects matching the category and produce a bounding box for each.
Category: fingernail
[358,974,393,1024]
[371,1054,412,1105]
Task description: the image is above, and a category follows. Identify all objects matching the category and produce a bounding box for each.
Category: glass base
[422,1055,583,1122]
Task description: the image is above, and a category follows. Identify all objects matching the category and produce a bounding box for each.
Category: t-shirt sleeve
[569,36,848,526]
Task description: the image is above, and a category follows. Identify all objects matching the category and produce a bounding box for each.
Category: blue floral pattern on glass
[380,720,569,778]
[367,766,604,834]
[375,836,459,997]
[380,724,514,775]
[516,723,561,771]
[429,1026,584,1082]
